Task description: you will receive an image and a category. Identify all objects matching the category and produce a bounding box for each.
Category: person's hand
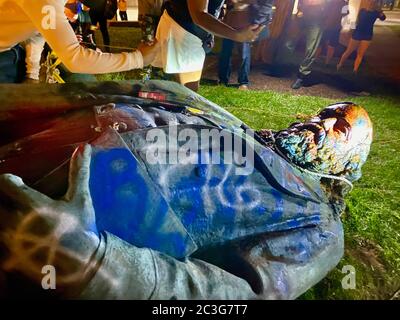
[138,40,160,66]
[235,24,265,43]
[0,144,100,293]
[76,33,83,43]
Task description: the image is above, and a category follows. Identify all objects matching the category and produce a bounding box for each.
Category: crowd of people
[0,0,387,92]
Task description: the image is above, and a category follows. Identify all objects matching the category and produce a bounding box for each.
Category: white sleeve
[17,0,143,74]
[24,33,45,80]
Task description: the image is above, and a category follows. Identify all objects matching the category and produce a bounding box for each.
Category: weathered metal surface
[0,81,352,298]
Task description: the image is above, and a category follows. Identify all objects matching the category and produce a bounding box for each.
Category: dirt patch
[346,237,387,274]
[203,54,357,100]
[344,236,400,299]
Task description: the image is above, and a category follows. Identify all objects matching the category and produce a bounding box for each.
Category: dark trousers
[119,11,128,21]
[89,10,110,52]
[0,46,26,83]
[218,39,251,85]
[281,17,324,78]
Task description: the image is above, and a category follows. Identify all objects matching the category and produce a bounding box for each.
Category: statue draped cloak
[0,81,343,299]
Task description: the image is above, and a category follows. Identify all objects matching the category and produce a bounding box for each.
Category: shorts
[152,10,205,74]
[352,29,373,41]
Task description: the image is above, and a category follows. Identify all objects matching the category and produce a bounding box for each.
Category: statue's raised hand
[0,144,100,294]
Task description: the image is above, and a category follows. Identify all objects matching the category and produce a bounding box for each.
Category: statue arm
[78,231,257,299]
[78,217,344,300]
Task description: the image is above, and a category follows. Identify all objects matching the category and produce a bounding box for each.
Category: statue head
[273,102,373,183]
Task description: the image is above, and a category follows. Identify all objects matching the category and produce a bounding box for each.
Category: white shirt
[0,0,143,74]
[24,33,45,80]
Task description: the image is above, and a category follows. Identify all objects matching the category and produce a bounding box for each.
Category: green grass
[97,26,400,299]
[198,86,400,299]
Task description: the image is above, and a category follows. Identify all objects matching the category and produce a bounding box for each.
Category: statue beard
[273,123,359,180]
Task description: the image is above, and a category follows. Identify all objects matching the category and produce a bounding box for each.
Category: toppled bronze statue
[0,81,372,299]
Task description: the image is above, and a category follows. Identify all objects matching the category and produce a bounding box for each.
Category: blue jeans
[0,45,26,83]
[218,39,251,85]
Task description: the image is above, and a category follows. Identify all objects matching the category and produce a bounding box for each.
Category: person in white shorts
[152,0,274,91]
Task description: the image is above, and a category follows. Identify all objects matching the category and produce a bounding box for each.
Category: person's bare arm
[187,0,263,42]
[16,0,158,73]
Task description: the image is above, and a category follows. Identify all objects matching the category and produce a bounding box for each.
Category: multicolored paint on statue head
[274,102,373,182]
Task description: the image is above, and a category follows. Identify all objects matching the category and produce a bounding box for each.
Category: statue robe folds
[0,81,344,299]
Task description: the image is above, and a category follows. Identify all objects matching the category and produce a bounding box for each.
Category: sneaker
[291,78,303,90]
[238,84,249,91]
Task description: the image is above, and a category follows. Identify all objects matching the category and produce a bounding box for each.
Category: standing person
[0,0,158,83]
[88,0,113,52]
[118,0,128,21]
[255,0,293,66]
[281,0,327,90]
[337,0,386,73]
[218,0,261,90]
[138,0,166,80]
[318,0,348,65]
[152,0,274,91]
[49,0,99,82]
[79,3,97,49]
[138,0,165,45]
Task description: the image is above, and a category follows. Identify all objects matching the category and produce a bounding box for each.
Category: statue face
[274,103,373,182]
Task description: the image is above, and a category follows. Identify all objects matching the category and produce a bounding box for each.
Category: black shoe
[291,78,303,90]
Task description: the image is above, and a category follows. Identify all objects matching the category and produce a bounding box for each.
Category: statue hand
[0,144,100,292]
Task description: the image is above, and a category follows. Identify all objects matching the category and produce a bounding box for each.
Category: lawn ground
[197,86,400,300]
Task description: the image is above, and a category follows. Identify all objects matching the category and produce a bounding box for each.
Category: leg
[325,45,335,65]
[354,40,371,73]
[275,16,301,66]
[218,39,234,85]
[292,21,323,89]
[278,33,298,66]
[238,42,251,86]
[337,38,359,70]
[175,70,203,92]
[184,81,200,92]
[89,10,98,44]
[325,28,341,65]
[98,16,111,52]
[298,22,324,79]
[315,45,323,60]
